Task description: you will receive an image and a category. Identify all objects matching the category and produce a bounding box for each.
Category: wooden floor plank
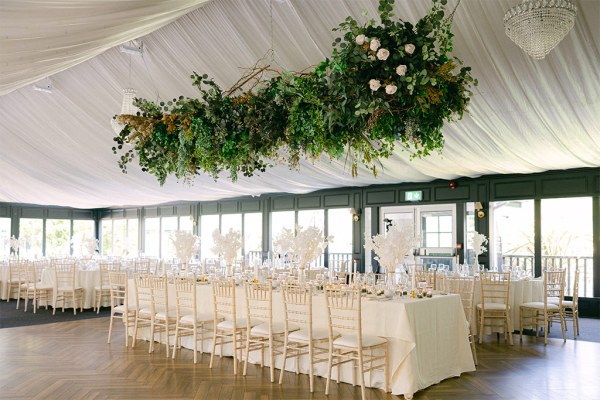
[0,317,599,399]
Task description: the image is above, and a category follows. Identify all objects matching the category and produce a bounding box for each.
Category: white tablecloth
[446,277,544,334]
[128,282,475,398]
[0,262,10,300]
[41,268,110,309]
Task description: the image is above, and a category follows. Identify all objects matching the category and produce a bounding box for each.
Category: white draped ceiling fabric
[0,0,599,209]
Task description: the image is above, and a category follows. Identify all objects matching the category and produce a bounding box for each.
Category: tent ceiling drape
[0,0,598,209]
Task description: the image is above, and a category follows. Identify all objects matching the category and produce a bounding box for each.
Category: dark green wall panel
[144,207,158,218]
[324,194,350,207]
[365,190,395,205]
[272,197,294,210]
[201,203,219,214]
[0,207,9,218]
[176,205,191,215]
[241,199,261,212]
[434,186,469,201]
[541,177,588,196]
[21,208,44,218]
[220,202,239,213]
[492,180,535,199]
[297,196,321,209]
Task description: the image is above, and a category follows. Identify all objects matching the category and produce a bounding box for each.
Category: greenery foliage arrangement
[113,0,476,185]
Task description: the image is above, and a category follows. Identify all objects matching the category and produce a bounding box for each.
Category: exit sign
[404,190,422,202]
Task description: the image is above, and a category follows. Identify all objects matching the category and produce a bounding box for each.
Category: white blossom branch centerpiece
[364,222,420,273]
[70,234,100,257]
[471,231,488,267]
[170,230,199,264]
[9,235,24,257]
[211,228,242,275]
[273,225,332,272]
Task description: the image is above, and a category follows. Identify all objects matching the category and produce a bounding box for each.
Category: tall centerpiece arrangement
[273,225,332,275]
[471,231,488,268]
[71,234,100,257]
[364,221,420,273]
[112,0,476,184]
[9,235,23,258]
[211,228,242,276]
[170,230,199,264]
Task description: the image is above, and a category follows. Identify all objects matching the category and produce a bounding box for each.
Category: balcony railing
[246,251,353,270]
[502,254,593,298]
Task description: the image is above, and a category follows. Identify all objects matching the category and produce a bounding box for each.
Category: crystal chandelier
[111,88,137,134]
[504,0,577,60]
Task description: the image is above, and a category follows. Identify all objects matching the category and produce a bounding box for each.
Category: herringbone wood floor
[0,318,599,400]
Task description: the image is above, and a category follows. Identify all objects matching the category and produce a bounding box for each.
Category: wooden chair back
[324,285,360,336]
[447,276,475,323]
[244,282,272,326]
[479,271,510,306]
[173,276,197,319]
[108,271,128,309]
[212,279,237,324]
[134,273,153,311]
[544,269,565,307]
[281,283,312,332]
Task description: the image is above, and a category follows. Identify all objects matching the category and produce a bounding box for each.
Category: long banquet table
[128,282,475,398]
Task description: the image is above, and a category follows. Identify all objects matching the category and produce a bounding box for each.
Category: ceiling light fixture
[119,40,144,56]
[504,0,577,60]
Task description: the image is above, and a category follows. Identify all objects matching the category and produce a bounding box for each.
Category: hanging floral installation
[113,0,476,184]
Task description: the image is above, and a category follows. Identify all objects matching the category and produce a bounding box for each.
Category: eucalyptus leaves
[113,0,476,184]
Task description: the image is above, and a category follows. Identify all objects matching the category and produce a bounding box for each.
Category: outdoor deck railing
[502,254,593,297]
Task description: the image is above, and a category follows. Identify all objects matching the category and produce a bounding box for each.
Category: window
[144,218,160,257]
[298,209,325,267]
[221,213,242,234]
[327,208,353,255]
[101,220,113,256]
[161,216,178,259]
[72,220,96,256]
[200,215,220,259]
[421,212,452,247]
[244,213,262,261]
[18,219,43,258]
[271,211,295,253]
[179,216,194,233]
[45,219,71,256]
[490,200,534,273]
[541,197,593,297]
[0,218,10,258]
[102,219,138,256]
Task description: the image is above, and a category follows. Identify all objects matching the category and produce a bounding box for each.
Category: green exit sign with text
[404,190,422,202]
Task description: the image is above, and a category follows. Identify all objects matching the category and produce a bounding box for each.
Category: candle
[411,264,416,298]
[353,259,358,282]
[253,260,259,278]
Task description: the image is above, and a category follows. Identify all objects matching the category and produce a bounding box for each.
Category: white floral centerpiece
[364,222,420,273]
[211,228,242,275]
[71,234,99,257]
[170,230,199,264]
[471,231,488,267]
[9,235,24,257]
[273,225,332,271]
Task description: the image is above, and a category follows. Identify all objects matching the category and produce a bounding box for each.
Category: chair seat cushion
[547,296,561,304]
[181,312,214,324]
[521,302,559,310]
[57,286,83,291]
[333,334,387,348]
[288,328,331,342]
[560,300,575,307]
[156,308,177,320]
[251,322,298,336]
[114,304,136,314]
[93,286,111,292]
[217,318,257,330]
[476,303,509,311]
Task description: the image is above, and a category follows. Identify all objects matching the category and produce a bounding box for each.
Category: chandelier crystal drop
[504,0,577,60]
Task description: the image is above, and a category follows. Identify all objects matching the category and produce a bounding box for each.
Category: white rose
[355,34,366,45]
[368,55,376,61]
[396,65,407,76]
[376,48,390,61]
[370,38,381,51]
[404,43,416,54]
[385,85,397,95]
[369,79,381,91]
